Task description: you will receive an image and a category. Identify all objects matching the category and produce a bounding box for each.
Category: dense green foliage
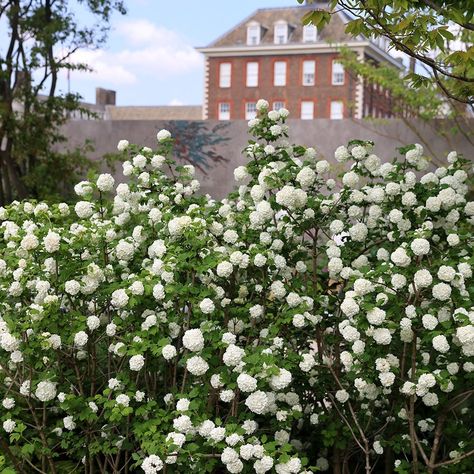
[0,0,126,205]
[300,0,474,106]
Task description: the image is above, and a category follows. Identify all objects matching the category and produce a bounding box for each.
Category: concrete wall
[60,118,473,199]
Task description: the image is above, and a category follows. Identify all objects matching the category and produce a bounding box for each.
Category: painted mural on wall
[164,120,231,174]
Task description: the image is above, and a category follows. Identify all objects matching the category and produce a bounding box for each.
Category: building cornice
[364,43,404,69]
[196,41,404,69]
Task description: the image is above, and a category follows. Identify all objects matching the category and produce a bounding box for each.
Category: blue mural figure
[163,121,231,175]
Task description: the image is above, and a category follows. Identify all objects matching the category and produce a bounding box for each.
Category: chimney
[95,87,116,106]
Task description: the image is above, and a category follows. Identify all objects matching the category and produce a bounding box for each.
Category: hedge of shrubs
[0,100,473,473]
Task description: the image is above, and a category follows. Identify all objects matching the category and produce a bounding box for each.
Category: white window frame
[218,102,230,121]
[330,100,344,120]
[246,62,259,87]
[303,24,317,42]
[332,60,345,85]
[219,63,231,88]
[273,101,285,111]
[245,102,257,120]
[302,60,315,86]
[274,21,288,44]
[247,22,261,45]
[300,101,314,120]
[273,61,287,86]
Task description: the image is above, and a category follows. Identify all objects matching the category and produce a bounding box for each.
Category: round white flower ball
[234,166,249,182]
[35,381,57,402]
[414,269,432,288]
[245,391,268,414]
[74,331,88,347]
[157,129,171,142]
[111,289,129,308]
[3,419,16,433]
[447,234,460,246]
[391,247,411,267]
[270,368,292,390]
[237,373,258,393]
[186,356,209,376]
[117,139,129,151]
[335,389,349,403]
[74,201,94,219]
[256,99,269,111]
[373,328,392,345]
[129,354,145,371]
[410,238,430,256]
[216,261,233,278]
[367,308,386,326]
[43,231,61,253]
[334,146,350,162]
[199,298,215,314]
[182,329,204,352]
[432,283,452,301]
[432,335,450,353]
[162,344,177,360]
[97,173,115,192]
[422,314,438,330]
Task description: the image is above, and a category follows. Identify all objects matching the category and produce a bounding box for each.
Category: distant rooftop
[62,88,203,121]
[207,4,353,48]
[196,3,401,69]
[105,105,203,121]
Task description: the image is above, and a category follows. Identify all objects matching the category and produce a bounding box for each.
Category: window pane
[247,25,260,45]
[303,25,317,42]
[246,62,259,87]
[274,61,286,86]
[218,103,230,120]
[330,101,343,119]
[301,101,314,120]
[219,63,231,88]
[273,101,285,111]
[274,23,288,44]
[302,60,315,86]
[245,102,257,120]
[332,61,345,85]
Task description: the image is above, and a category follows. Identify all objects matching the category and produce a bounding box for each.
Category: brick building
[196,3,403,121]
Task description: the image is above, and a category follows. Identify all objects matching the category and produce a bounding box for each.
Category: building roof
[105,105,203,121]
[196,4,403,69]
[207,5,355,48]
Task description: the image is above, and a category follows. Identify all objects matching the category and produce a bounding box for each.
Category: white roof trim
[196,42,403,69]
[365,43,405,69]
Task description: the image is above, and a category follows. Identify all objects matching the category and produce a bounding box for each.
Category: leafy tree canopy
[0,0,126,205]
[300,0,474,106]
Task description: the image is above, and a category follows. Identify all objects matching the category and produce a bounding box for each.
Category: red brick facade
[361,55,395,119]
[207,53,358,120]
[197,6,404,121]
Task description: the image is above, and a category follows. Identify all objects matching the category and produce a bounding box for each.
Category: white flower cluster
[0,101,472,473]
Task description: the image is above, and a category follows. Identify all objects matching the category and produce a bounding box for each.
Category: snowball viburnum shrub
[0,104,473,473]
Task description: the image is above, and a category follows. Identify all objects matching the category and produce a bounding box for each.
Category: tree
[337,48,474,164]
[0,0,126,205]
[299,0,474,107]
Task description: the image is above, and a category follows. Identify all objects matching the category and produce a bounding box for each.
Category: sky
[63,0,295,106]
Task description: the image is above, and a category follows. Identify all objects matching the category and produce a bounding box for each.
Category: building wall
[363,82,393,118]
[60,118,473,200]
[361,54,394,119]
[207,53,357,120]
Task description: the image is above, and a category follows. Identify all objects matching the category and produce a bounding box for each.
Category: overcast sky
[62,0,295,106]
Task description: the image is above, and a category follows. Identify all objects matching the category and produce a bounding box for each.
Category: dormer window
[274,21,288,44]
[247,22,261,45]
[303,24,317,43]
